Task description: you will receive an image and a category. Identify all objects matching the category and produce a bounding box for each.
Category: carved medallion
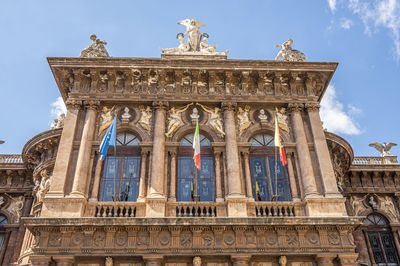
[137,231,150,246]
[327,232,340,245]
[115,230,128,246]
[93,231,105,247]
[202,231,214,246]
[245,231,256,245]
[72,232,84,246]
[48,233,61,247]
[180,231,192,247]
[159,231,171,245]
[306,231,319,245]
[266,231,278,245]
[223,231,236,245]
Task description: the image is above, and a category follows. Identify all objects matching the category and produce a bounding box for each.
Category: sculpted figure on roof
[80,34,110,58]
[275,39,306,62]
[161,19,228,55]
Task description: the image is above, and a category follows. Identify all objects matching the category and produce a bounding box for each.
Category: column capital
[65,98,82,110]
[315,254,336,265]
[305,102,320,112]
[84,100,100,110]
[221,101,237,111]
[152,101,169,110]
[287,102,304,112]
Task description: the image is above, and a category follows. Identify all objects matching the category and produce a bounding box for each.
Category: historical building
[0,20,399,266]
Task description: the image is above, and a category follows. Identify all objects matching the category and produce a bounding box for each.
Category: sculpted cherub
[237,105,252,135]
[196,103,225,138]
[138,105,152,132]
[165,103,193,137]
[98,106,115,135]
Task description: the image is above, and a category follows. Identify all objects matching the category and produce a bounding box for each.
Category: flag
[99,116,116,161]
[255,181,261,201]
[192,119,201,170]
[274,109,287,166]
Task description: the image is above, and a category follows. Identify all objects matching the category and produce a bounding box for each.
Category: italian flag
[275,110,288,166]
[193,119,201,170]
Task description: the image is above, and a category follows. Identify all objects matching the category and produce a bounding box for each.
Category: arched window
[365,213,399,265]
[99,132,141,202]
[0,215,8,253]
[177,133,214,202]
[249,134,291,201]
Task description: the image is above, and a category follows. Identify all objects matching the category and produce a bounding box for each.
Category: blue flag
[99,117,116,160]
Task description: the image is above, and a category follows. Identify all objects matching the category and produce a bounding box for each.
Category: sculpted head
[193,256,201,266]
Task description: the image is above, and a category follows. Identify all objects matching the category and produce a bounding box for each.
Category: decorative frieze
[51,59,335,103]
[24,217,360,256]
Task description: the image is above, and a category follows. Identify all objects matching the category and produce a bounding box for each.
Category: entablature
[48,57,337,104]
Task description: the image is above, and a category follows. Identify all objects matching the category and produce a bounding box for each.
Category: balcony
[85,200,306,218]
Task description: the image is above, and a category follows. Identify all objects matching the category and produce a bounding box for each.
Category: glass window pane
[268,157,291,201]
[250,157,270,201]
[250,134,274,147]
[180,134,210,146]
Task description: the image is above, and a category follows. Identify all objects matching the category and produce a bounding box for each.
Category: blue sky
[0,0,399,157]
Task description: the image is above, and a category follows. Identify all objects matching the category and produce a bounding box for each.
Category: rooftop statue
[161,19,228,56]
[369,142,397,156]
[275,39,306,62]
[80,34,110,58]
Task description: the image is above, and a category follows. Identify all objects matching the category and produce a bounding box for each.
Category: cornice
[48,57,337,103]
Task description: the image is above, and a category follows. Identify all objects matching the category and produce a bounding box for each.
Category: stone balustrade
[251,201,305,217]
[352,156,384,165]
[86,201,145,217]
[352,156,398,165]
[0,154,23,164]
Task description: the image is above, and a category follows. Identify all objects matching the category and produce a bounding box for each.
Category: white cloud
[340,18,353,29]
[320,85,362,135]
[50,97,67,117]
[328,0,337,12]
[347,0,400,59]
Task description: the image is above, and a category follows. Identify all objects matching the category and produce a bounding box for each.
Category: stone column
[71,100,99,198]
[222,102,247,217]
[30,255,51,266]
[169,150,178,201]
[146,102,168,217]
[137,149,149,202]
[142,255,164,266]
[47,99,81,198]
[222,102,243,197]
[337,253,359,266]
[306,103,341,197]
[286,152,300,200]
[231,255,251,266]
[148,101,168,198]
[288,103,319,197]
[315,254,336,265]
[213,150,223,202]
[242,151,254,201]
[53,256,75,266]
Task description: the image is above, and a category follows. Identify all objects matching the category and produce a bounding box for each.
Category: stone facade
[0,53,398,265]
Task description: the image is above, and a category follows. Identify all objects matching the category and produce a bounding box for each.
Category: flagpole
[274,111,278,201]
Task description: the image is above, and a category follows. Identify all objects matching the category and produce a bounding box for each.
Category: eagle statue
[369,142,397,156]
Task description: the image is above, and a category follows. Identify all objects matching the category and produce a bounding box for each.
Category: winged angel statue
[161,19,228,55]
[369,142,397,156]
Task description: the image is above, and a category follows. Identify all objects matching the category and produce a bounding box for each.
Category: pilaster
[288,103,319,198]
[305,103,341,198]
[70,100,99,198]
[47,99,82,198]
